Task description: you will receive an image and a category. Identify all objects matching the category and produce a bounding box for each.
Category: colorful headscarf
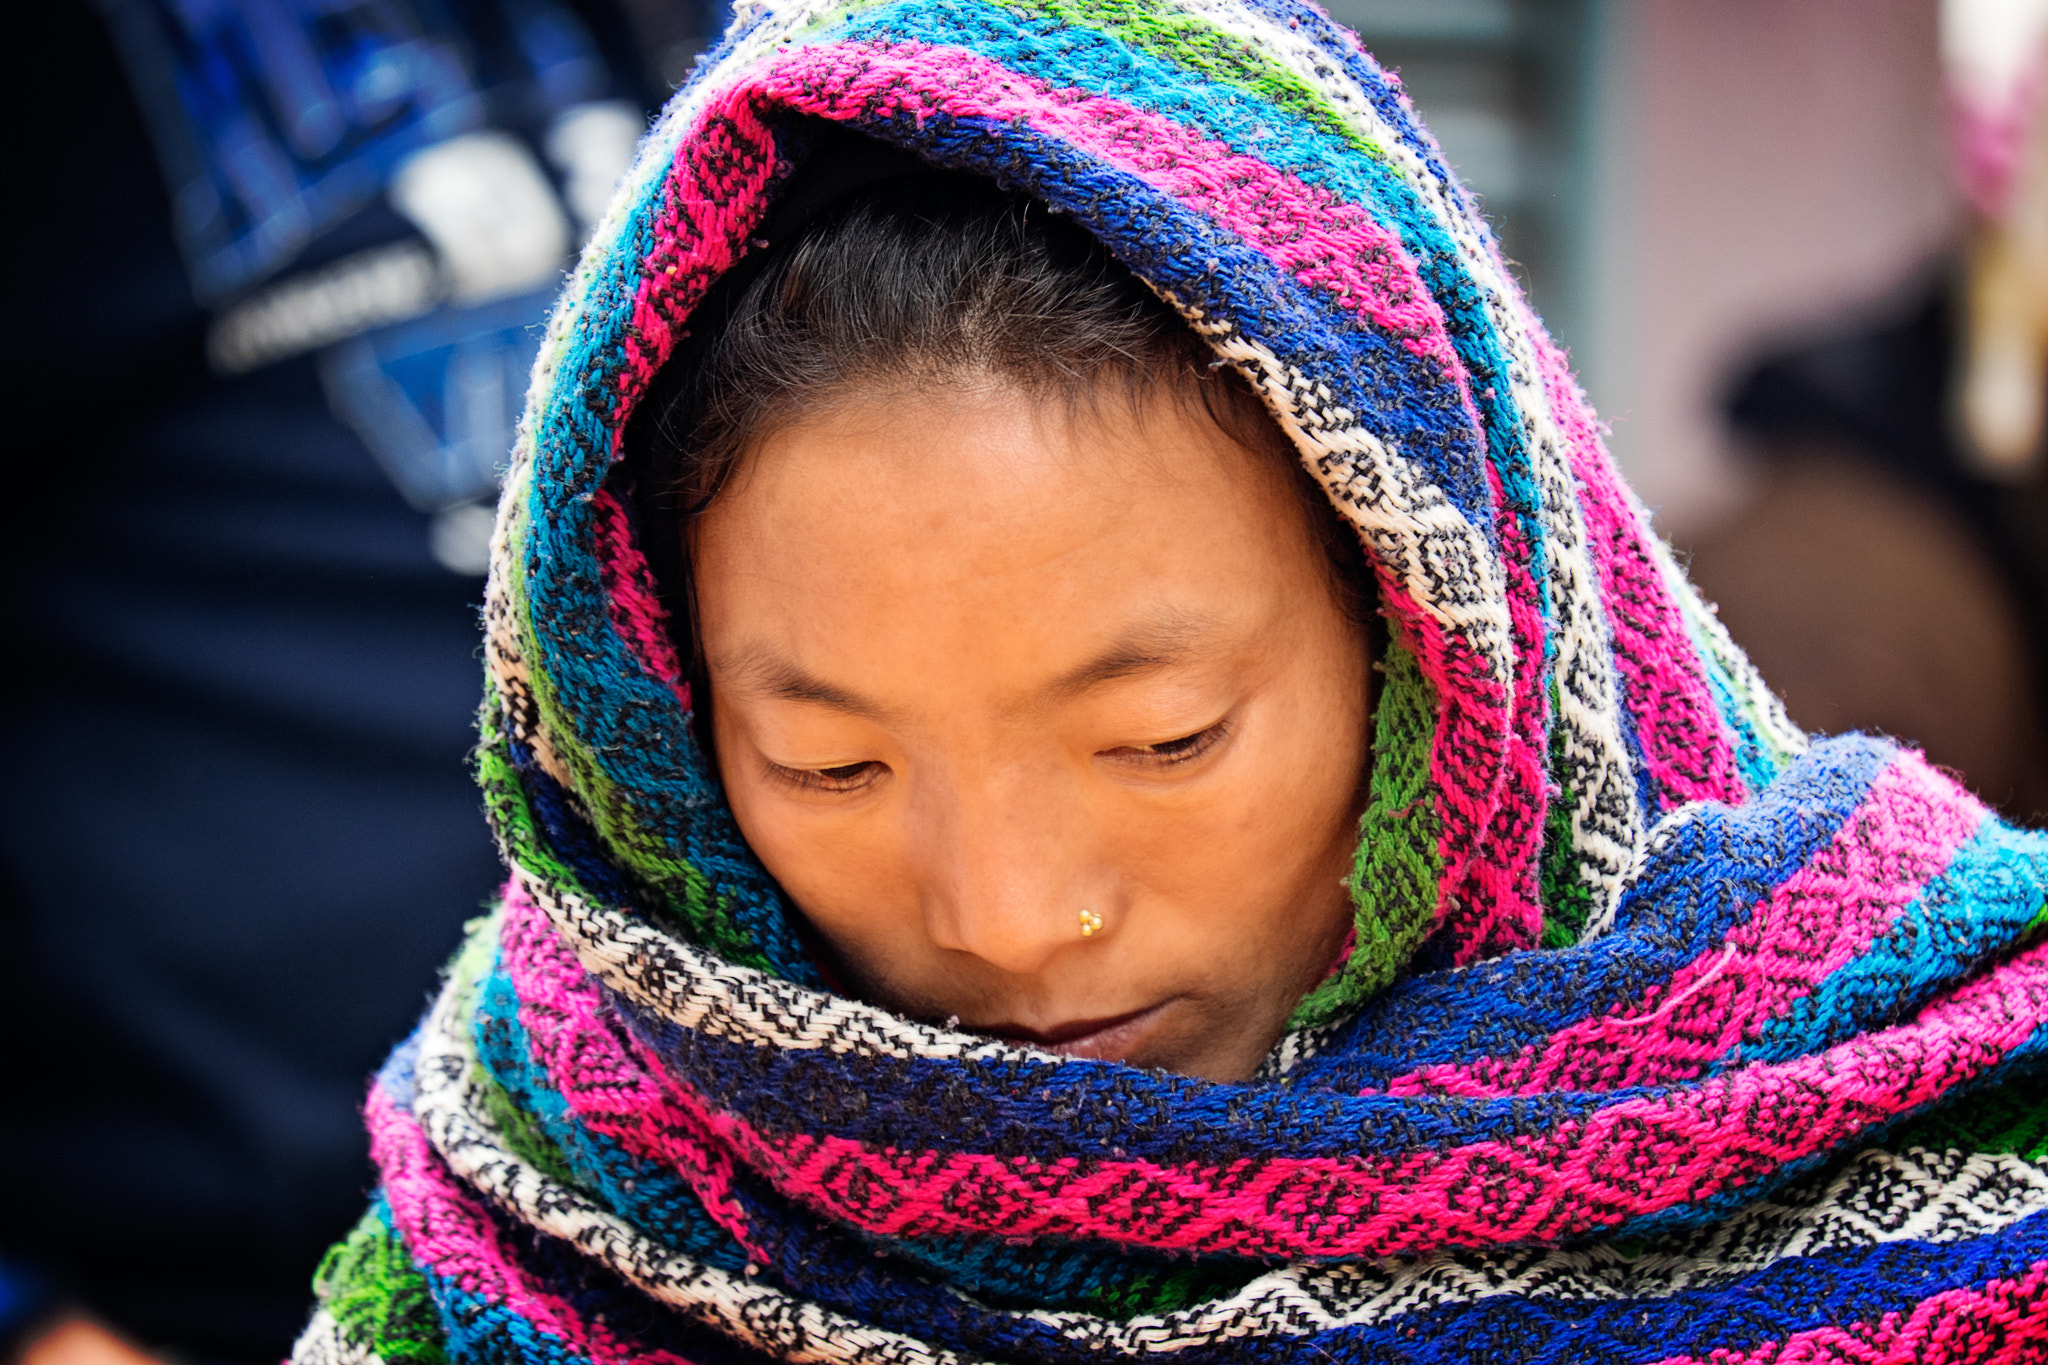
[294,1,2048,1360]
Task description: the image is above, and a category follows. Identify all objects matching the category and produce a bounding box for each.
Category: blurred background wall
[1596,0,1956,533]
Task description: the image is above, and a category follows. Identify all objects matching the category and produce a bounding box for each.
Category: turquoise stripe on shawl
[473,965,752,1271]
[1746,820,2048,1064]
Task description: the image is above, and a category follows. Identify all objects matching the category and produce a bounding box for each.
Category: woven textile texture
[294,0,2048,1360]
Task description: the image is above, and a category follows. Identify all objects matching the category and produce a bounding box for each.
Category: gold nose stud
[1079,909,1104,938]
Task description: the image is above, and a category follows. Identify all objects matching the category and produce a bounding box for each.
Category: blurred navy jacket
[0,3,670,1359]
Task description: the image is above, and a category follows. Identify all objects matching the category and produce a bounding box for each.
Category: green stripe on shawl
[478,699,578,891]
[1068,1259,1258,1320]
[480,497,774,975]
[1291,639,1441,1029]
[479,686,769,969]
[1539,697,1594,949]
[491,497,749,957]
[475,1055,580,1189]
[989,0,1386,160]
[313,1208,446,1365]
[1882,1081,2048,1162]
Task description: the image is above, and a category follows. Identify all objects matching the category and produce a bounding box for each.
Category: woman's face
[691,382,1373,1081]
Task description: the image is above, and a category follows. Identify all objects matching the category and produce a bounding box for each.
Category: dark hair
[623,170,1373,698]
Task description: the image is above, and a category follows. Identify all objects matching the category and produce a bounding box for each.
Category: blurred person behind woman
[0,3,704,1363]
[1691,0,2048,821]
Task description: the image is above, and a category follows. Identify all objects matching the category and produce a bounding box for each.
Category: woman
[294,0,2048,1360]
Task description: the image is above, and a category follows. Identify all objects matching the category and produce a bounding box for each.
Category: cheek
[726,787,936,997]
[1116,662,1367,946]
[1117,731,1358,921]
[1208,658,1369,850]
[729,791,906,923]
[713,730,914,949]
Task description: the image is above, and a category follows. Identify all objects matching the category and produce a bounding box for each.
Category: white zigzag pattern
[402,910,2047,1360]
[523,868,1036,1061]
[289,1309,381,1365]
[1192,322,1515,672]
[1162,0,1644,918]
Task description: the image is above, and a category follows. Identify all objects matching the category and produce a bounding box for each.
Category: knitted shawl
[294,1,2048,1360]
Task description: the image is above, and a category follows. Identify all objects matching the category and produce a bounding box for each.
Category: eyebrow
[716,609,1226,718]
[719,650,894,721]
[1047,609,1223,700]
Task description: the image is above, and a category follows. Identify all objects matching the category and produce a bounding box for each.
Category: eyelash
[773,760,881,794]
[772,722,1228,794]
[1122,721,1229,767]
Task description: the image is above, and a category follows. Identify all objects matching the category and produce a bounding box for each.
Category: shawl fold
[296,0,2048,1360]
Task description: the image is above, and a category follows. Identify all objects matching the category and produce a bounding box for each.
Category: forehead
[687,384,1331,700]
[696,383,1314,593]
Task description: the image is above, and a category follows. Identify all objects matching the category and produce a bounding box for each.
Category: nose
[914,765,1097,976]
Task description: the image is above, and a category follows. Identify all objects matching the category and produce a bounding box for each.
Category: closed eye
[1101,721,1230,768]
[770,759,885,793]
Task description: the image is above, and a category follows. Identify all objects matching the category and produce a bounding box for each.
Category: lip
[976,1000,1173,1062]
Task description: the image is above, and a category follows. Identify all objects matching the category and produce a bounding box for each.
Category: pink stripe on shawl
[496,882,763,1259]
[504,884,2046,1259]
[712,944,2045,1257]
[1452,462,1551,955]
[1388,751,1989,1096]
[1528,324,1748,810]
[366,1082,705,1365]
[1647,1258,2048,1365]
[591,486,687,696]
[614,89,785,435]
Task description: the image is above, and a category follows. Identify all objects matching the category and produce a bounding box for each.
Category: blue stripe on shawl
[509,741,641,910]
[430,1257,790,1365]
[1247,0,1459,185]
[1294,734,1895,1091]
[1318,1211,2048,1365]
[1695,634,1781,794]
[1258,0,1483,214]
[435,1281,595,1365]
[812,106,1485,527]
[374,1027,424,1114]
[514,132,818,983]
